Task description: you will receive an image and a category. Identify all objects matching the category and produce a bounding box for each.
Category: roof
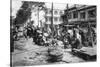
[65,5,96,12]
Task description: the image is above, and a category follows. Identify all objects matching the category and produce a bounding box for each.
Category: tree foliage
[14,1,46,25]
[14,2,31,25]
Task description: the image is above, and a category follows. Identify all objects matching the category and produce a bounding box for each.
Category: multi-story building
[63,5,97,47]
[44,8,64,29]
[45,8,64,24]
[64,5,96,28]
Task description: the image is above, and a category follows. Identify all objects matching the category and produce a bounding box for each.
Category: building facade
[64,5,96,27]
[45,8,64,25]
[63,5,97,47]
[44,8,64,33]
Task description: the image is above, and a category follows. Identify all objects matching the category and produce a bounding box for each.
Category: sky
[45,2,67,10]
[11,0,75,17]
[45,2,77,10]
[12,0,23,17]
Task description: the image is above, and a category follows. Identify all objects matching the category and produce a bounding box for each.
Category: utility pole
[38,7,39,27]
[51,2,54,37]
[66,4,69,31]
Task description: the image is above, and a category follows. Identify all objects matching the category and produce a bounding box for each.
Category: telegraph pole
[51,2,54,37]
[66,4,69,31]
[38,7,39,27]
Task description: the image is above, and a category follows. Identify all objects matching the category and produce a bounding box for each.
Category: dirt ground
[11,38,96,67]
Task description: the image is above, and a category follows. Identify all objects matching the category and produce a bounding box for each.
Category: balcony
[68,16,96,24]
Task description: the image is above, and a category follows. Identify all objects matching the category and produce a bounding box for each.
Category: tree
[14,1,31,25]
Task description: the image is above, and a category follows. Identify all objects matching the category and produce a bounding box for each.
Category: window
[46,17,49,22]
[54,17,58,22]
[80,12,86,19]
[46,17,51,22]
[47,10,51,14]
[88,10,96,18]
[68,12,72,19]
[54,10,58,15]
[49,17,51,21]
[73,11,78,18]
[59,18,62,21]
[60,11,63,14]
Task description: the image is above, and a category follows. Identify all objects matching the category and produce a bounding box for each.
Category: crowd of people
[10,23,96,52]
